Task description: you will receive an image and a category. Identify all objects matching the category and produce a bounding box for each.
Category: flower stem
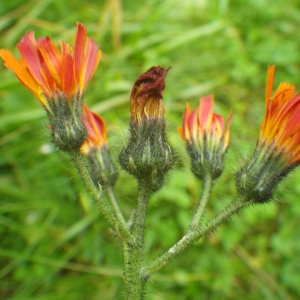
[123,179,152,300]
[142,197,254,276]
[70,151,133,242]
[190,174,213,230]
[105,185,126,225]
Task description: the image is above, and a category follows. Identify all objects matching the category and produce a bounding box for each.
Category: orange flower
[178,95,232,153]
[81,104,107,155]
[0,22,101,111]
[236,66,300,203]
[177,95,232,180]
[259,65,300,165]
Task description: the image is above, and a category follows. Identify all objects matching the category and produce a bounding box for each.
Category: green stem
[190,174,213,230]
[123,179,152,300]
[70,151,133,242]
[142,197,254,276]
[127,209,135,229]
[106,185,126,225]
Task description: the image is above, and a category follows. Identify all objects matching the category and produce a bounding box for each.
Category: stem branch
[106,185,126,225]
[142,197,254,276]
[70,151,133,242]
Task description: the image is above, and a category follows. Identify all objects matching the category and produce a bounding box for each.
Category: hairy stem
[70,151,133,242]
[123,179,152,300]
[105,185,126,225]
[190,174,213,230]
[142,197,254,276]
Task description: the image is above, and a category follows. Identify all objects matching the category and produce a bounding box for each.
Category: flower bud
[178,95,232,180]
[81,105,118,187]
[119,66,174,191]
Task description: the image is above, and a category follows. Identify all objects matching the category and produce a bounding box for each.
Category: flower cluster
[6,22,300,300]
[2,22,300,204]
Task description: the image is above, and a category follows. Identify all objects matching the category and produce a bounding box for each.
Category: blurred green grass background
[1,0,300,299]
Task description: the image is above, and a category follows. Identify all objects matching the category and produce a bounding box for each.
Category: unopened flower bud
[81,105,118,187]
[178,95,232,180]
[119,66,174,191]
[236,66,300,203]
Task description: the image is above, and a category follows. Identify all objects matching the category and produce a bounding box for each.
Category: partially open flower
[178,95,232,180]
[236,65,300,202]
[0,23,101,152]
[81,105,117,187]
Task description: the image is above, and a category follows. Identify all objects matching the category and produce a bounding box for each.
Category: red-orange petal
[0,49,46,105]
[181,102,191,141]
[17,32,48,91]
[188,107,198,140]
[81,38,101,90]
[37,37,62,87]
[211,114,224,137]
[61,53,74,98]
[224,109,232,149]
[198,95,214,129]
[265,65,275,109]
[74,23,87,85]
[60,41,72,56]
[83,104,107,146]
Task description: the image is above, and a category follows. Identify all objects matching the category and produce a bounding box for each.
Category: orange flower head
[177,95,232,180]
[0,22,101,111]
[81,104,107,155]
[178,95,232,153]
[236,66,300,203]
[130,66,171,122]
[259,65,300,166]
